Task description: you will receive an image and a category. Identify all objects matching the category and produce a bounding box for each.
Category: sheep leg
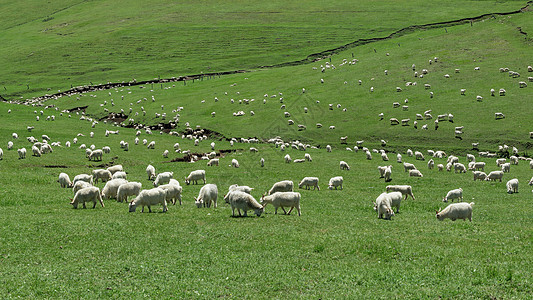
[141,206,145,213]
[287,207,294,215]
[274,207,278,214]
[232,207,236,216]
[92,201,97,209]
[297,206,301,216]
[82,202,87,209]
[243,210,247,217]
[148,206,152,213]
[282,207,288,214]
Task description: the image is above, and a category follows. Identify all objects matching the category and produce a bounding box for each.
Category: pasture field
[0,0,527,100]
[0,1,532,299]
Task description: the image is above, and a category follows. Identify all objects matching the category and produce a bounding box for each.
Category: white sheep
[495,112,505,120]
[116,182,142,203]
[224,191,264,217]
[194,184,218,208]
[72,181,92,195]
[381,152,389,161]
[409,169,423,177]
[72,174,93,186]
[147,141,155,149]
[383,166,392,182]
[403,162,416,172]
[501,163,511,173]
[466,154,475,162]
[70,186,104,209]
[92,169,112,183]
[268,180,294,195]
[428,159,434,169]
[506,178,518,194]
[472,171,487,181]
[396,153,402,163]
[454,163,467,173]
[228,184,254,194]
[153,171,173,187]
[284,154,291,163]
[328,176,343,190]
[436,202,474,221]
[58,173,73,188]
[231,158,240,168]
[158,183,183,205]
[298,177,320,190]
[304,153,312,162]
[185,170,206,185]
[260,157,265,167]
[112,171,127,180]
[101,178,128,199]
[32,145,41,157]
[406,149,413,157]
[378,165,388,178]
[437,164,444,171]
[88,149,103,161]
[261,192,301,216]
[414,151,425,161]
[443,188,463,202]
[128,188,168,213]
[340,161,350,170]
[486,171,504,182]
[17,148,26,159]
[326,145,332,152]
[146,164,156,180]
[107,165,123,175]
[374,192,394,220]
[207,158,219,166]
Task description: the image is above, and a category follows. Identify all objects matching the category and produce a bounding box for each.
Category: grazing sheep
[443,188,463,202]
[396,153,402,163]
[231,158,240,168]
[72,181,92,195]
[207,158,219,166]
[194,184,218,208]
[328,176,343,190]
[436,202,474,221]
[224,191,264,217]
[116,182,142,203]
[486,171,504,182]
[390,118,400,125]
[304,153,312,162]
[428,159,434,169]
[107,165,123,175]
[261,192,301,215]
[101,178,128,199]
[154,171,173,187]
[32,145,41,157]
[510,156,518,165]
[437,164,444,171]
[454,163,467,173]
[403,162,416,172]
[185,170,206,185]
[495,112,505,120]
[414,151,425,161]
[409,169,423,177]
[228,184,254,194]
[146,164,156,180]
[506,179,519,194]
[112,171,127,180]
[374,192,394,220]
[378,166,388,178]
[92,169,112,183]
[298,177,320,190]
[147,141,155,149]
[17,148,26,159]
[326,145,332,152]
[466,154,475,162]
[58,173,73,188]
[383,166,392,182]
[473,171,487,181]
[381,152,389,161]
[72,174,93,186]
[268,180,294,195]
[284,154,291,163]
[88,149,103,161]
[70,186,104,209]
[260,157,265,167]
[129,188,168,213]
[385,185,415,201]
[501,163,511,173]
[340,161,350,170]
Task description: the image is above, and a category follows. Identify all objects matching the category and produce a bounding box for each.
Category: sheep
[437,164,444,171]
[261,192,301,215]
[224,191,264,217]
[185,170,206,185]
[386,185,415,200]
[381,152,389,161]
[92,169,113,183]
[146,164,156,180]
[390,118,399,125]
[486,171,504,182]
[396,153,402,163]
[436,202,474,221]
[112,171,127,180]
[519,81,527,88]
[260,157,265,167]
[70,186,104,209]
[454,163,467,173]
[154,171,173,187]
[158,183,183,205]
[378,166,389,178]
[17,148,26,159]
[340,161,350,170]
[304,153,312,162]
[101,178,128,199]
[129,188,168,213]
[472,162,485,171]
[107,165,123,175]
[403,162,416,172]
[326,145,332,152]
[406,149,413,157]
[116,182,142,203]
[72,174,93,186]
[409,169,423,177]
[207,158,219,166]
[32,145,41,157]
[466,154,475,162]
[501,163,511,173]
[72,181,92,195]
[365,151,372,160]
[428,159,434,169]
[231,158,240,168]
[495,112,505,120]
[383,166,392,182]
[192,184,217,208]
[499,89,506,96]
[443,188,463,202]
[298,177,320,190]
[87,149,103,161]
[102,146,111,154]
[58,173,73,188]
[414,151,425,161]
[284,154,291,163]
[472,171,487,181]
[506,179,519,194]
[510,155,519,165]
[328,176,343,190]
[147,141,155,149]
[374,192,394,220]
[268,180,294,195]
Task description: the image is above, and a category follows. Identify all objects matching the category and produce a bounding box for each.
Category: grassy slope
[0,0,526,99]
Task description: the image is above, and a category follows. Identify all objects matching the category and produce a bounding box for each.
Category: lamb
[72,181,92,195]
[116,182,142,203]
[374,192,394,220]
[128,188,168,213]
[92,169,112,183]
[158,183,183,205]
[207,158,219,166]
[403,162,416,172]
[146,164,156,180]
[340,161,350,170]
[70,186,104,209]
[153,171,173,187]
[284,154,291,163]
[112,171,127,180]
[443,188,463,202]
[107,165,123,175]
[58,173,73,188]
[436,202,474,221]
[454,163,467,173]
[224,191,264,217]
[194,184,218,208]
[88,149,103,161]
[409,169,423,177]
[328,176,343,190]
[261,192,301,216]
[100,178,128,199]
[298,177,320,190]
[268,180,294,195]
[472,171,487,181]
[185,170,206,185]
[486,171,504,182]
[501,163,511,173]
[17,148,26,159]
[506,178,518,194]
[72,174,93,186]
[231,158,240,168]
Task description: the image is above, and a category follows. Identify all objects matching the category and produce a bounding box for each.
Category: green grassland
[1,1,533,299]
